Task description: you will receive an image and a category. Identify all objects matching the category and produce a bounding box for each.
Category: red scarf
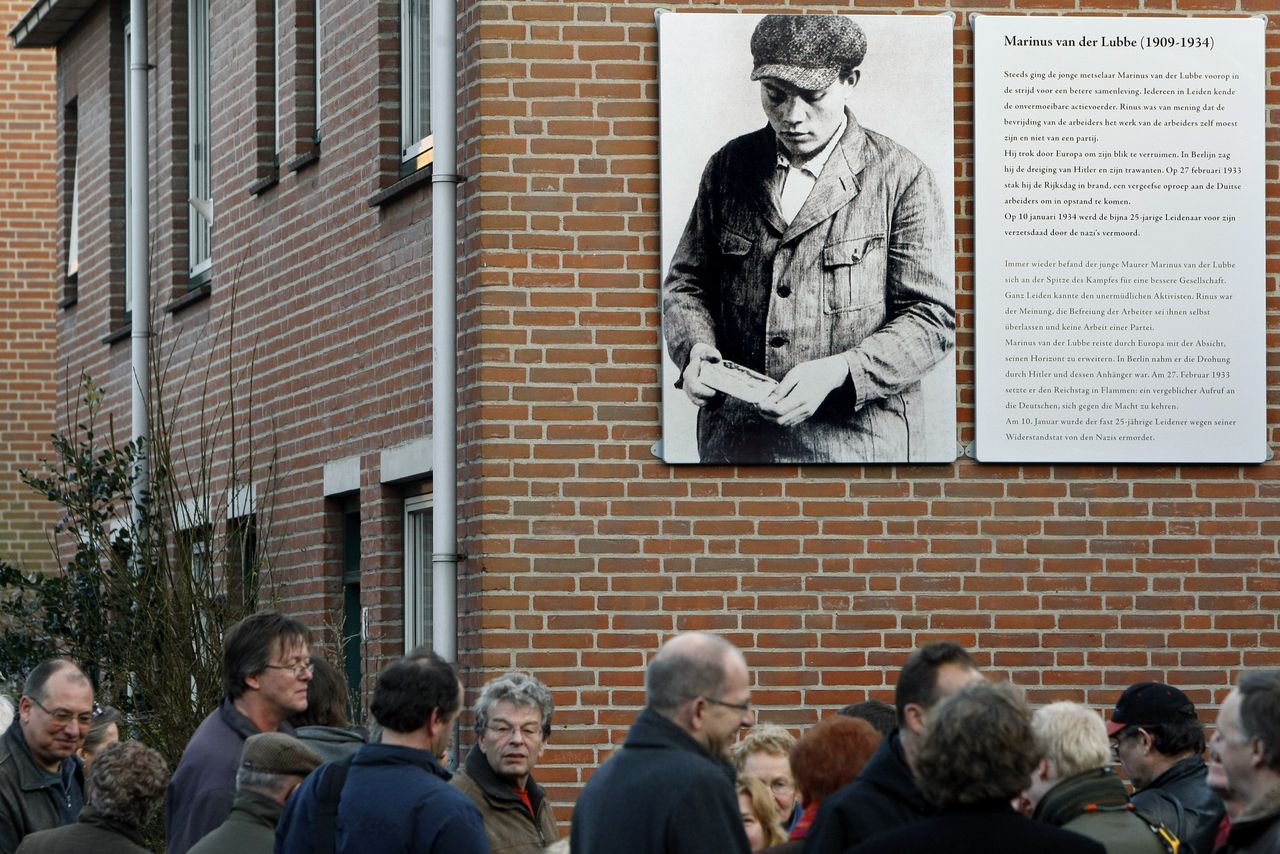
[790,801,821,840]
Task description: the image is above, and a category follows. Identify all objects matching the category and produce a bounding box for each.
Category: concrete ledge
[379,437,432,484]
[323,455,361,497]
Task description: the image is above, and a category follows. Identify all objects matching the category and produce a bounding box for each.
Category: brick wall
[459,0,1280,814]
[0,0,56,571]
[35,0,1280,829]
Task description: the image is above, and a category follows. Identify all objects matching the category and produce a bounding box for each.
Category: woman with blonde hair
[737,774,787,852]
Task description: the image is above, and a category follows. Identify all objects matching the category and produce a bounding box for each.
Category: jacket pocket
[718,227,753,258]
[822,234,885,314]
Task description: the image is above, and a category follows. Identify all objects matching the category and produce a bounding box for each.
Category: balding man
[571,632,755,854]
[0,660,94,853]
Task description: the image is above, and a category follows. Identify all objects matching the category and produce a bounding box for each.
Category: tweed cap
[750,15,868,91]
[239,732,323,776]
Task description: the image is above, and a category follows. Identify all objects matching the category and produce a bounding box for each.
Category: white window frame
[123,17,133,312]
[188,0,212,279]
[403,493,432,653]
[399,0,431,170]
[67,152,79,278]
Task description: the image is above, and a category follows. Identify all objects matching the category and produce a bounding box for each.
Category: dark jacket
[1132,756,1225,854]
[451,744,558,854]
[14,805,148,854]
[275,742,488,854]
[1034,767,1169,854]
[294,725,368,764]
[843,800,1109,854]
[802,730,929,854]
[662,111,954,463]
[187,788,282,854]
[0,724,85,854]
[1223,783,1280,854]
[166,700,295,854]
[570,706,751,854]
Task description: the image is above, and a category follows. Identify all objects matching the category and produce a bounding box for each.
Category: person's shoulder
[707,125,775,168]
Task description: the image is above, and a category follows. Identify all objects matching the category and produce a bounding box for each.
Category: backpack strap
[313,755,357,854]
[1081,801,1181,854]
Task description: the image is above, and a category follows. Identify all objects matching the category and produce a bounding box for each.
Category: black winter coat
[842,801,1109,854]
[569,707,750,854]
[1131,755,1225,854]
[0,724,84,854]
[802,731,929,854]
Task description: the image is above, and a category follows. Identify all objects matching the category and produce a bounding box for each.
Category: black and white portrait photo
[658,12,957,465]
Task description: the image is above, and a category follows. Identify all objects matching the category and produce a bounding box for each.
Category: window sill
[165,281,211,314]
[102,323,130,346]
[287,142,320,174]
[58,294,78,310]
[249,167,280,196]
[368,164,432,208]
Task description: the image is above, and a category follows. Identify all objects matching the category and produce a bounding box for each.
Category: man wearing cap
[663,13,953,464]
[1107,681,1225,854]
[187,733,321,854]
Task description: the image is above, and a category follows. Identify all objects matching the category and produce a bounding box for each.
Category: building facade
[11,0,1280,818]
[0,0,56,573]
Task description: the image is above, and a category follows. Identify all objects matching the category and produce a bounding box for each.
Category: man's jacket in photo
[451,743,558,854]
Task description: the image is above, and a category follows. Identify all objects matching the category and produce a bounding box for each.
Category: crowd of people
[0,611,1274,854]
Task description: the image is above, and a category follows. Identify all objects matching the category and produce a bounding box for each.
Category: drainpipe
[430,0,458,663]
[128,0,150,527]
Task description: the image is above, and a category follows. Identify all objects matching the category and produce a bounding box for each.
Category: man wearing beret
[663,14,954,463]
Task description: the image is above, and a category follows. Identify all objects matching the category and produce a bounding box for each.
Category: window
[226,514,258,609]
[188,0,211,282]
[399,0,431,173]
[123,17,133,315]
[65,102,79,283]
[314,0,322,139]
[403,493,432,652]
[341,509,363,720]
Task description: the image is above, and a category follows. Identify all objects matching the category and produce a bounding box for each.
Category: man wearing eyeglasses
[1107,681,1224,854]
[571,632,755,854]
[451,672,559,853]
[166,610,311,854]
[0,659,93,854]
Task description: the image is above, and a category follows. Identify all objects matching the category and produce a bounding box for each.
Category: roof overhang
[10,0,95,49]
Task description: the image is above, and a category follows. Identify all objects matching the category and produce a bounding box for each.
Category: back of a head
[838,699,897,736]
[89,740,170,828]
[290,654,350,728]
[223,611,309,700]
[790,715,881,803]
[914,680,1039,809]
[894,642,977,725]
[646,632,736,716]
[1238,670,1280,772]
[371,646,460,734]
[732,723,795,772]
[1032,702,1110,780]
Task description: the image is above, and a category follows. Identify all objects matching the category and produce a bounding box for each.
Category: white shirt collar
[775,113,848,178]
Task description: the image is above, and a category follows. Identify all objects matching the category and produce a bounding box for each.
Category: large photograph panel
[658,12,957,465]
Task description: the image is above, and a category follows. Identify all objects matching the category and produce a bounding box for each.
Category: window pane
[404,497,432,652]
[188,0,211,278]
[400,0,429,161]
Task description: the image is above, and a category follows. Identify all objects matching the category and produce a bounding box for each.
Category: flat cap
[1106,682,1199,737]
[750,15,867,91]
[240,732,323,777]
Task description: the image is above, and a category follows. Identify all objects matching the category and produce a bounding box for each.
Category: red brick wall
[39,0,1280,829]
[0,0,57,571]
[459,1,1280,814]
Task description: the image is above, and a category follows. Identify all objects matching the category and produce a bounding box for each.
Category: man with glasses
[166,610,311,854]
[451,672,558,853]
[571,631,755,854]
[1107,681,1224,854]
[0,659,93,853]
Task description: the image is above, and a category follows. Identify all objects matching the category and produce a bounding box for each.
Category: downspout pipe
[430,0,458,662]
[128,0,150,528]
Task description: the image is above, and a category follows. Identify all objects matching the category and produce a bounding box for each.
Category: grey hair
[474,672,554,737]
[646,633,737,716]
[236,767,297,795]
